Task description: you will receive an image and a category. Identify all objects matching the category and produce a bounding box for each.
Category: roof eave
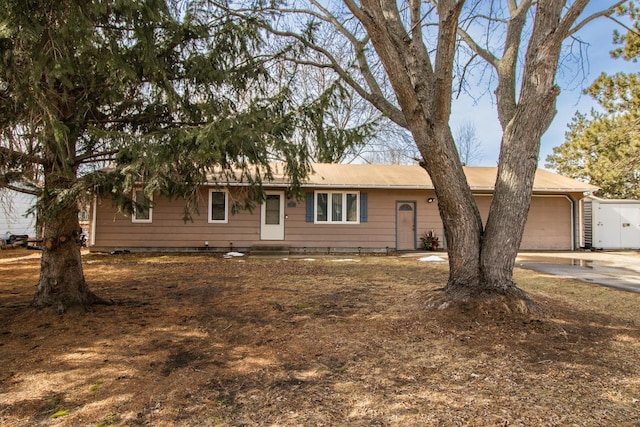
[204,182,594,193]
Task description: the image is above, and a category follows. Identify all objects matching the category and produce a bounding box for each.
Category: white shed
[0,189,38,238]
[584,197,640,250]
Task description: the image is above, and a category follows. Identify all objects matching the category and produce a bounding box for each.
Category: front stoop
[250,245,291,256]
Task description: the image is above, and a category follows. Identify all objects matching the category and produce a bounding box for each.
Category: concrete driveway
[515,251,640,293]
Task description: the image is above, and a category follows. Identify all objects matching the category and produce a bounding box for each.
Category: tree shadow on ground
[1,254,638,425]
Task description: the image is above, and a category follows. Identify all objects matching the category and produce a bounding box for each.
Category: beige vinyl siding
[92,185,575,251]
[285,189,440,249]
[93,188,261,248]
[415,196,444,245]
[93,187,440,250]
[286,189,417,248]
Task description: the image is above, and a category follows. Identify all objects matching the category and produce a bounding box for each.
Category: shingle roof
[210,163,599,193]
[304,163,599,193]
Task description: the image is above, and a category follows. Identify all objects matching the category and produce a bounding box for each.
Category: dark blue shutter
[305,192,314,222]
[360,193,368,222]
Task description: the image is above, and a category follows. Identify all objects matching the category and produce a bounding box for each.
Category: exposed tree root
[87,290,115,306]
[426,285,543,320]
[32,289,114,314]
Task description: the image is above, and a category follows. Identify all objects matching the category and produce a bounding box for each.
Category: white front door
[260,191,285,240]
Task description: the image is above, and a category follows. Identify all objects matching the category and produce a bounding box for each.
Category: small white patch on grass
[418,255,445,262]
[223,252,245,258]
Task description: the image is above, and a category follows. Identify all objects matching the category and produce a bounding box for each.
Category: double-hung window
[132,189,152,223]
[208,189,228,223]
[315,191,359,224]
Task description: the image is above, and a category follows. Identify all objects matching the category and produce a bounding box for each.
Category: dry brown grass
[0,252,639,426]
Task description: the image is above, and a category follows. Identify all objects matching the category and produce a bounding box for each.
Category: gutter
[203,181,595,193]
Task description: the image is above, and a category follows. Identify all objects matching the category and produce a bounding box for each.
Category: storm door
[260,191,285,240]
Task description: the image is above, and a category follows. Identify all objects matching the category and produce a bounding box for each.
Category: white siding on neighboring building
[0,190,37,237]
[588,198,640,250]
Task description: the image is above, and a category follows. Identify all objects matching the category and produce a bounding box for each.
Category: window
[264,194,280,225]
[132,189,152,223]
[78,207,90,222]
[208,190,228,223]
[315,191,359,224]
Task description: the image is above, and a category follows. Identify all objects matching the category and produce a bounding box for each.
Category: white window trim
[314,191,360,224]
[208,189,229,224]
[132,188,153,223]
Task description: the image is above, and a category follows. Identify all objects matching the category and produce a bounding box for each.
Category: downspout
[570,196,577,251]
[90,195,97,247]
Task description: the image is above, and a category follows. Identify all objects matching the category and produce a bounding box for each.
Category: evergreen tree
[0,0,367,312]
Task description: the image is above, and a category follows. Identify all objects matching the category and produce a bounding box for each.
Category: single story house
[89,163,598,253]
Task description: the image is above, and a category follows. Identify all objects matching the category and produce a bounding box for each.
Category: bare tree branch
[606,14,640,38]
[215,1,403,126]
[569,1,627,36]
[309,0,401,125]
[456,52,478,98]
[456,29,499,68]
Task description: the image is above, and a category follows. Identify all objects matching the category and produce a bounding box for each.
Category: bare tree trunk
[480,105,557,300]
[480,124,539,298]
[479,0,568,302]
[320,0,592,311]
[412,122,485,299]
[351,0,488,302]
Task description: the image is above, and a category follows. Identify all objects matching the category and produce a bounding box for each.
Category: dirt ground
[0,249,639,426]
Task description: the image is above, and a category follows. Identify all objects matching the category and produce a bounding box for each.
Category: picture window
[315,191,359,224]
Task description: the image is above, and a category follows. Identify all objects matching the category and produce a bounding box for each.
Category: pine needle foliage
[0,0,370,220]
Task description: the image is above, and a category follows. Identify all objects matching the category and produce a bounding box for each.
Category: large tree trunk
[411,121,485,299]
[32,130,107,312]
[342,0,583,311]
[352,0,489,302]
[478,122,540,300]
[32,195,103,313]
[479,0,568,301]
[479,106,558,301]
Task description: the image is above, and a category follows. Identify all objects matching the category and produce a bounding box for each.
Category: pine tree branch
[0,147,46,165]
[75,150,119,164]
[0,182,40,196]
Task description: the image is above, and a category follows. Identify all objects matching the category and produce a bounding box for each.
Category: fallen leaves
[0,253,639,426]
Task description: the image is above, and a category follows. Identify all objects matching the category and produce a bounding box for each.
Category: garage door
[522,196,572,250]
[474,195,572,250]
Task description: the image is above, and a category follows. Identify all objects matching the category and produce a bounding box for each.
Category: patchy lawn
[0,252,639,426]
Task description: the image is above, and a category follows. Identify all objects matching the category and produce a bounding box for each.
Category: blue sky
[450,10,638,169]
